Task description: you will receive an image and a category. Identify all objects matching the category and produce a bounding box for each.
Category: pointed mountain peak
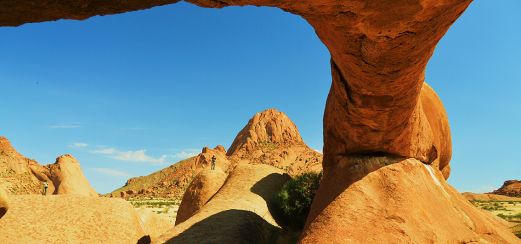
[227,108,304,156]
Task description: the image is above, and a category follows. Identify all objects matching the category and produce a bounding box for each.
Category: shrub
[273,171,322,229]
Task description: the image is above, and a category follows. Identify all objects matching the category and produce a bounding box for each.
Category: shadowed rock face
[0,188,8,219]
[156,164,290,243]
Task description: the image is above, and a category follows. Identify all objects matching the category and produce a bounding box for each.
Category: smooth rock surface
[155,163,290,243]
[301,158,520,243]
[176,167,227,225]
[0,195,148,243]
[47,154,98,197]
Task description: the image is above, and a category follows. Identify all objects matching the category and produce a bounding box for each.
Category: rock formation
[0,195,149,243]
[0,137,96,197]
[0,187,8,219]
[228,109,322,176]
[108,146,231,199]
[2,0,518,242]
[175,167,227,225]
[109,109,321,199]
[0,136,52,194]
[493,180,521,197]
[47,154,98,197]
[156,163,290,243]
[301,158,519,243]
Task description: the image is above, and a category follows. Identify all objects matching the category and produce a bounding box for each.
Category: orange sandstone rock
[155,163,289,243]
[175,167,227,225]
[47,154,98,197]
[301,158,520,243]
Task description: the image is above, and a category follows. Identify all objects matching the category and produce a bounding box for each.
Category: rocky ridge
[493,180,521,197]
[0,137,97,196]
[108,109,322,200]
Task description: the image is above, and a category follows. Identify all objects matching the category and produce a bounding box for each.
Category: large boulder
[420,83,452,178]
[0,187,8,218]
[47,154,98,197]
[0,195,149,243]
[301,158,520,243]
[155,163,290,243]
[176,167,227,225]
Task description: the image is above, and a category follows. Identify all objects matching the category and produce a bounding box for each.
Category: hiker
[211,155,216,170]
[43,181,48,195]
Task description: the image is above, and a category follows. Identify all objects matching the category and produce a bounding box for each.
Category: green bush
[273,172,322,229]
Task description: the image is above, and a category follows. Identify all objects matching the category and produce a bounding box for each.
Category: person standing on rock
[42,181,48,195]
[211,155,216,170]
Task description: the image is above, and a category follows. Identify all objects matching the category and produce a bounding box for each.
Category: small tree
[274,171,322,229]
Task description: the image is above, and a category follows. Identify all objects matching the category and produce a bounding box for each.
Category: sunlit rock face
[2,0,519,242]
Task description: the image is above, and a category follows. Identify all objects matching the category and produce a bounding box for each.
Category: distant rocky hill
[0,137,97,196]
[492,180,521,197]
[108,146,230,199]
[227,108,322,175]
[462,192,521,202]
[108,108,322,199]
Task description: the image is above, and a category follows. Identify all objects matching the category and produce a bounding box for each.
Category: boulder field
[1,0,519,242]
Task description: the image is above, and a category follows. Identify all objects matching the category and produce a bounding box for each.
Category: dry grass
[471,200,521,238]
[129,198,180,224]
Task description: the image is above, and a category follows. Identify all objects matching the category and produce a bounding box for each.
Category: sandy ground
[129,198,180,225]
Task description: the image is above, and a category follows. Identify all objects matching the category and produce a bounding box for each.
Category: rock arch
[2,1,519,243]
[0,0,466,177]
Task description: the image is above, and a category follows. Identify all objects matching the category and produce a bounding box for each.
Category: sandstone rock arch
[2,0,519,243]
[0,0,470,175]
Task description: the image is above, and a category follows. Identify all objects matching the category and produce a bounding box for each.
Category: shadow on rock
[163,209,280,244]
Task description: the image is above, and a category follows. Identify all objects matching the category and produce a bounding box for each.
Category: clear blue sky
[0,1,519,194]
